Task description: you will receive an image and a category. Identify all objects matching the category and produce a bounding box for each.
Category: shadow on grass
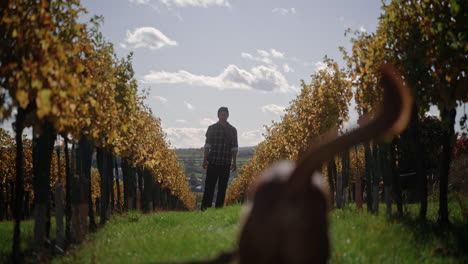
[389,213,468,260]
[0,216,102,264]
[0,244,45,264]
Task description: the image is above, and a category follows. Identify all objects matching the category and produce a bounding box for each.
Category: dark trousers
[201,164,230,210]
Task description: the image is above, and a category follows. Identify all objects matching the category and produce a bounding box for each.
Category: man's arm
[231,150,238,172]
[231,127,238,172]
[203,147,209,169]
[203,126,211,170]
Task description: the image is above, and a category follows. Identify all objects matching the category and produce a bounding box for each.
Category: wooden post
[115,158,121,212]
[54,183,65,252]
[32,121,56,257]
[355,177,363,209]
[336,172,343,209]
[12,109,25,263]
[71,171,88,243]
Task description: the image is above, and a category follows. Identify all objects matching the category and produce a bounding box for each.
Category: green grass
[0,218,57,263]
[54,206,240,264]
[0,220,34,262]
[1,202,466,263]
[329,204,466,264]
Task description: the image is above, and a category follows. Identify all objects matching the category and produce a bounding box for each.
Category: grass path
[54,206,240,264]
[52,203,466,264]
[1,202,466,263]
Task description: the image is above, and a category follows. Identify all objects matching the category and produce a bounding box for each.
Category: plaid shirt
[204,122,238,166]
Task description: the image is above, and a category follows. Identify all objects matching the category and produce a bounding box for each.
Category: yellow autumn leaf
[89,97,97,107]
[109,130,117,141]
[16,89,29,109]
[76,63,85,73]
[74,24,81,32]
[56,45,65,60]
[31,79,42,89]
[40,39,50,51]
[36,89,52,119]
[51,105,59,115]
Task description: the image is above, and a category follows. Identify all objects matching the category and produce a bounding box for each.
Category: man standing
[201,106,238,210]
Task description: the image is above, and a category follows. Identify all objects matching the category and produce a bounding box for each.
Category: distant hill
[174,146,255,192]
[174,146,255,157]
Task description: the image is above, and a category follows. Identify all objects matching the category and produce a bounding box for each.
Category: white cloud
[261,104,286,115]
[241,48,285,65]
[314,61,328,72]
[241,52,254,60]
[312,61,337,75]
[161,0,231,8]
[240,129,264,146]
[243,52,272,64]
[200,118,215,126]
[257,49,270,57]
[143,64,294,93]
[270,48,284,58]
[249,66,291,92]
[163,127,206,148]
[272,7,296,15]
[129,0,161,10]
[163,126,263,148]
[125,27,177,50]
[283,63,294,73]
[131,0,231,8]
[359,25,367,32]
[119,43,128,49]
[154,95,168,104]
[185,101,194,111]
[130,0,150,4]
[218,65,255,87]
[176,119,187,124]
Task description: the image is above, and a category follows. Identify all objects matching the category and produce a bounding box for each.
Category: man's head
[218,106,229,122]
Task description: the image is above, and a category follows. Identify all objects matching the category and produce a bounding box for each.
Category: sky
[77,0,384,148]
[1,1,465,148]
